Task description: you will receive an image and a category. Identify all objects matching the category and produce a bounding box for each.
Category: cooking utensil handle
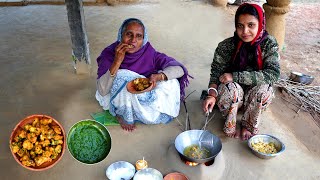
[188,114,191,130]
[183,100,191,130]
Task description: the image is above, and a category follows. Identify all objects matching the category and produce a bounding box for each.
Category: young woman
[203,3,280,140]
[96,18,190,132]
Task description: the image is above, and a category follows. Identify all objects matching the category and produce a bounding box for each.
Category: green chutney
[69,124,109,164]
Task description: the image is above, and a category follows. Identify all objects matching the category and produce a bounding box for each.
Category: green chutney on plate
[67,120,111,164]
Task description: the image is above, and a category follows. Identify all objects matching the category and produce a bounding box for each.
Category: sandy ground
[281,3,320,85]
[1,0,320,179]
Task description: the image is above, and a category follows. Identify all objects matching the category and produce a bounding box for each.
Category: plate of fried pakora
[127,78,154,94]
[9,114,65,171]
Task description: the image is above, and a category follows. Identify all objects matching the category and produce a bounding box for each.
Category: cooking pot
[174,130,222,163]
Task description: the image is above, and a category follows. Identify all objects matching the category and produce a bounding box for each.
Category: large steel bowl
[248,134,285,159]
[174,130,222,164]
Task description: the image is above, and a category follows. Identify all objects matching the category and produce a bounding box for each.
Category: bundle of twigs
[274,78,320,127]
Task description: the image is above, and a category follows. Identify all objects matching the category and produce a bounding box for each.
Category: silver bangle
[207,87,218,97]
[110,71,116,77]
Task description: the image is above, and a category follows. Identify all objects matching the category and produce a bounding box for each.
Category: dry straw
[275,78,320,127]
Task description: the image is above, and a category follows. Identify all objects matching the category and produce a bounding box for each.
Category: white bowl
[134,168,163,180]
[106,161,135,180]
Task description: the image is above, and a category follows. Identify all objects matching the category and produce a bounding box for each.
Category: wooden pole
[65,0,91,74]
[264,0,291,51]
[211,0,227,7]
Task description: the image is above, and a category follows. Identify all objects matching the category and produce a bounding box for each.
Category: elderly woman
[96,18,190,131]
[203,3,280,140]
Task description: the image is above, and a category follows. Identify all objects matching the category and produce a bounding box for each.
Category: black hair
[121,18,145,37]
[235,4,259,26]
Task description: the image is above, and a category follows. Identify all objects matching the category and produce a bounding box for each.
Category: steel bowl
[106,161,135,180]
[289,71,314,85]
[67,119,111,164]
[174,130,222,164]
[248,134,285,159]
[134,168,163,180]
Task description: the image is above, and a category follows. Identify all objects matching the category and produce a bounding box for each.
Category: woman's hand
[114,43,131,64]
[149,73,165,87]
[202,96,216,114]
[109,43,132,76]
[219,73,233,84]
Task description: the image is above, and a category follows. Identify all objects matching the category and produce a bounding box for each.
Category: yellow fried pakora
[32,118,39,127]
[20,155,30,161]
[54,145,62,154]
[39,139,50,147]
[21,159,36,167]
[40,118,52,125]
[34,156,52,166]
[34,144,43,154]
[30,150,36,159]
[20,155,35,167]
[27,133,37,144]
[14,130,27,142]
[46,129,55,140]
[29,127,41,135]
[133,78,151,91]
[39,125,50,135]
[46,146,55,153]
[52,125,62,135]
[17,148,26,157]
[53,134,63,141]
[12,117,64,167]
[22,140,33,150]
[24,124,32,131]
[11,142,21,153]
[42,150,52,158]
[51,139,63,146]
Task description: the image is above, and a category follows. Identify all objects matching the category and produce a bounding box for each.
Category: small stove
[179,154,215,167]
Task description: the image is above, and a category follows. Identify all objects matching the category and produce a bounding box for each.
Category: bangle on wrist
[207,87,218,97]
[206,95,216,99]
[160,73,166,81]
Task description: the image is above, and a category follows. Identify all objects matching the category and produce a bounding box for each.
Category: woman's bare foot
[116,116,136,132]
[225,128,240,139]
[241,127,253,140]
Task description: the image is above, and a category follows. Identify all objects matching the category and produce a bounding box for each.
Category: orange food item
[133,78,152,91]
[10,117,64,167]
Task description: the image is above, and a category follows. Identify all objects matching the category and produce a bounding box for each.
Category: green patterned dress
[209,35,280,134]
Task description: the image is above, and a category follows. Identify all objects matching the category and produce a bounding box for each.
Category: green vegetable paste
[69,125,109,164]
